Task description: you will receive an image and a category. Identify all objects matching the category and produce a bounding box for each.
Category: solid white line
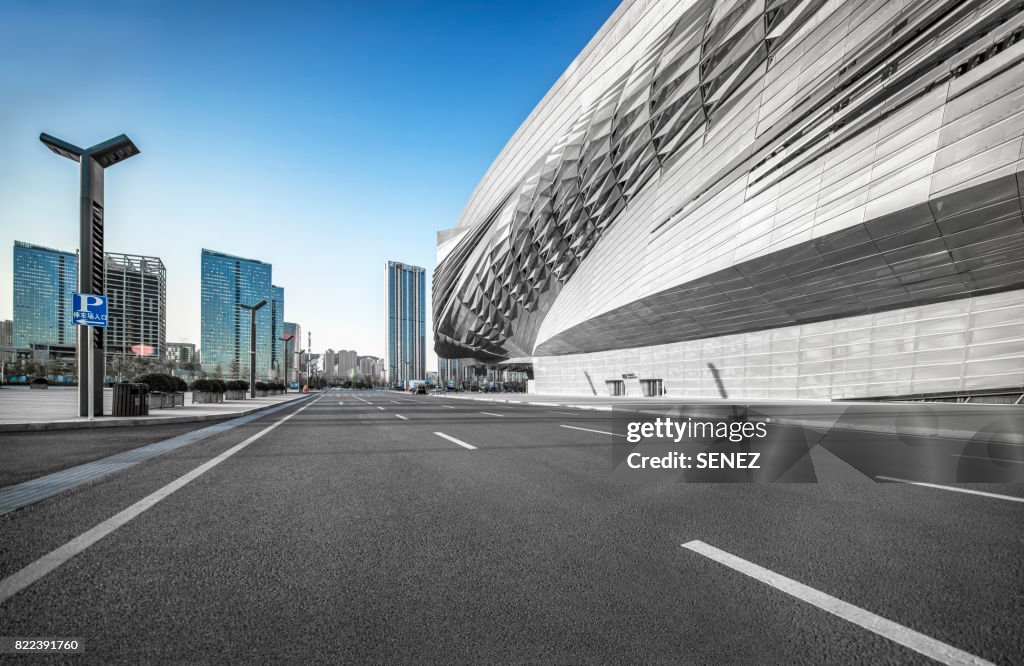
[441,405,455,409]
[548,411,578,416]
[877,476,1024,503]
[559,424,625,438]
[480,411,504,417]
[434,432,476,450]
[681,540,994,666]
[396,414,408,421]
[0,395,322,606]
[952,454,1024,464]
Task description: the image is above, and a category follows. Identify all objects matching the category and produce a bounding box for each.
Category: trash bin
[113,382,149,417]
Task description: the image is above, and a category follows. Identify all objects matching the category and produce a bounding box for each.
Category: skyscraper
[385,261,425,385]
[271,285,285,380]
[12,241,77,349]
[0,319,12,363]
[284,321,301,384]
[200,249,274,380]
[105,252,167,360]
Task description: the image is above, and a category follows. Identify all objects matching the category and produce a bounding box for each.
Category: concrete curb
[433,394,1024,445]
[0,394,313,433]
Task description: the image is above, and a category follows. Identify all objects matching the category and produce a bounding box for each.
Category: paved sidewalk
[0,386,311,431]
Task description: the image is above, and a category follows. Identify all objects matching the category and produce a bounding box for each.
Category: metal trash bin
[112,382,149,417]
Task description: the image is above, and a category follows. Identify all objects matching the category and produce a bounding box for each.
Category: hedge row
[136,373,188,393]
[190,379,228,393]
[255,382,286,391]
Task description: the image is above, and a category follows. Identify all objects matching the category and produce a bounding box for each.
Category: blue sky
[0,0,619,366]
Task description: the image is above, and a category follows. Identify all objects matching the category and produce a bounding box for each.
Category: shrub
[211,379,227,393]
[191,378,213,392]
[172,376,188,392]
[137,373,177,393]
[226,380,248,391]
[255,381,268,391]
[31,376,49,385]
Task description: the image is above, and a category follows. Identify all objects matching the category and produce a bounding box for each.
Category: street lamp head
[239,299,268,312]
[40,133,139,167]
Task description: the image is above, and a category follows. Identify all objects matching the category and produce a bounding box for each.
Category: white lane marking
[355,396,369,403]
[559,424,625,438]
[337,401,344,406]
[434,432,477,450]
[0,395,323,606]
[377,406,385,411]
[952,454,1024,464]
[877,476,1024,503]
[480,411,504,417]
[681,540,994,666]
[396,414,408,421]
[548,411,578,416]
[441,405,455,409]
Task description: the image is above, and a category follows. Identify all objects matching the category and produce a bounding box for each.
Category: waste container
[112,382,150,417]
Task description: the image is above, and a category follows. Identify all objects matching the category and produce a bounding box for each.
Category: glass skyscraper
[105,252,167,360]
[12,241,77,349]
[270,285,285,380]
[385,261,425,385]
[200,249,274,380]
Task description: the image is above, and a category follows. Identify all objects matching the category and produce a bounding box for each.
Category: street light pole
[279,333,294,393]
[239,300,267,399]
[41,132,140,417]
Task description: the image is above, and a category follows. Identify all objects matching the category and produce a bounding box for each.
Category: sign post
[73,293,108,419]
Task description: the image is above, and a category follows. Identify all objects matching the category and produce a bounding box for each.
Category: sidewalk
[0,386,310,431]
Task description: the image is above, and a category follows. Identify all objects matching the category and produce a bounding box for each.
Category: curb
[0,394,313,433]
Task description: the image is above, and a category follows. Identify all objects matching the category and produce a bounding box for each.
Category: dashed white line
[376,406,385,411]
[877,476,1024,503]
[548,411,578,416]
[480,411,504,417]
[682,540,994,666]
[559,424,624,437]
[433,432,477,450]
[0,395,323,606]
[441,405,455,409]
[337,401,344,406]
[396,414,408,421]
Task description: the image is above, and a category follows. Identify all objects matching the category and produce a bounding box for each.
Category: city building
[322,348,337,378]
[200,249,274,380]
[284,322,302,383]
[104,252,166,361]
[12,241,76,350]
[434,0,1024,400]
[0,319,12,363]
[166,342,197,366]
[358,355,384,383]
[385,261,426,385]
[271,285,285,380]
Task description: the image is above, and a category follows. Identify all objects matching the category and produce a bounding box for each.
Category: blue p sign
[72,293,108,327]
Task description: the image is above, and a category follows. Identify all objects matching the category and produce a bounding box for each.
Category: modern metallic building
[0,319,12,363]
[386,261,426,385]
[284,321,302,383]
[435,0,1024,400]
[166,342,196,365]
[200,249,274,380]
[105,252,166,360]
[12,241,77,350]
[271,285,285,379]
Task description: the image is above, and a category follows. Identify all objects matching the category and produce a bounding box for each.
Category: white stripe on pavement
[377,406,385,411]
[441,405,455,409]
[480,411,504,417]
[0,395,323,606]
[951,454,1024,464]
[681,540,994,666]
[338,401,344,406]
[396,414,408,420]
[877,476,1024,503]
[548,411,578,416]
[434,432,476,450]
[559,425,624,437]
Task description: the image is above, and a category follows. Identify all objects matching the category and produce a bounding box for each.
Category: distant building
[284,322,302,383]
[385,261,426,385]
[166,342,196,366]
[105,252,167,361]
[271,285,285,380]
[13,241,76,350]
[322,348,337,378]
[200,249,274,380]
[358,355,384,382]
[0,319,12,363]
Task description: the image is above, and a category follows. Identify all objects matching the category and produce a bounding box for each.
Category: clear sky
[0,0,620,367]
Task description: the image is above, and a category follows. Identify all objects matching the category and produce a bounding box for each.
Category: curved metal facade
[435,0,1024,398]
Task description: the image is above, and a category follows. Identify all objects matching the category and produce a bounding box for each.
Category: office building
[200,249,274,380]
[358,355,384,382]
[105,252,166,360]
[0,319,12,363]
[166,342,196,366]
[271,285,285,379]
[12,241,76,350]
[434,0,1024,400]
[385,261,426,385]
[284,322,302,383]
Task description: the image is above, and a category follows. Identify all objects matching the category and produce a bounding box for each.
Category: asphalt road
[0,391,1021,664]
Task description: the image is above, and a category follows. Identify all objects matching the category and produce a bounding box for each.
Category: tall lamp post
[239,300,267,399]
[41,132,140,417]
[279,333,294,393]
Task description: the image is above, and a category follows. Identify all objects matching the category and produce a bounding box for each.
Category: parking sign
[72,293,108,327]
